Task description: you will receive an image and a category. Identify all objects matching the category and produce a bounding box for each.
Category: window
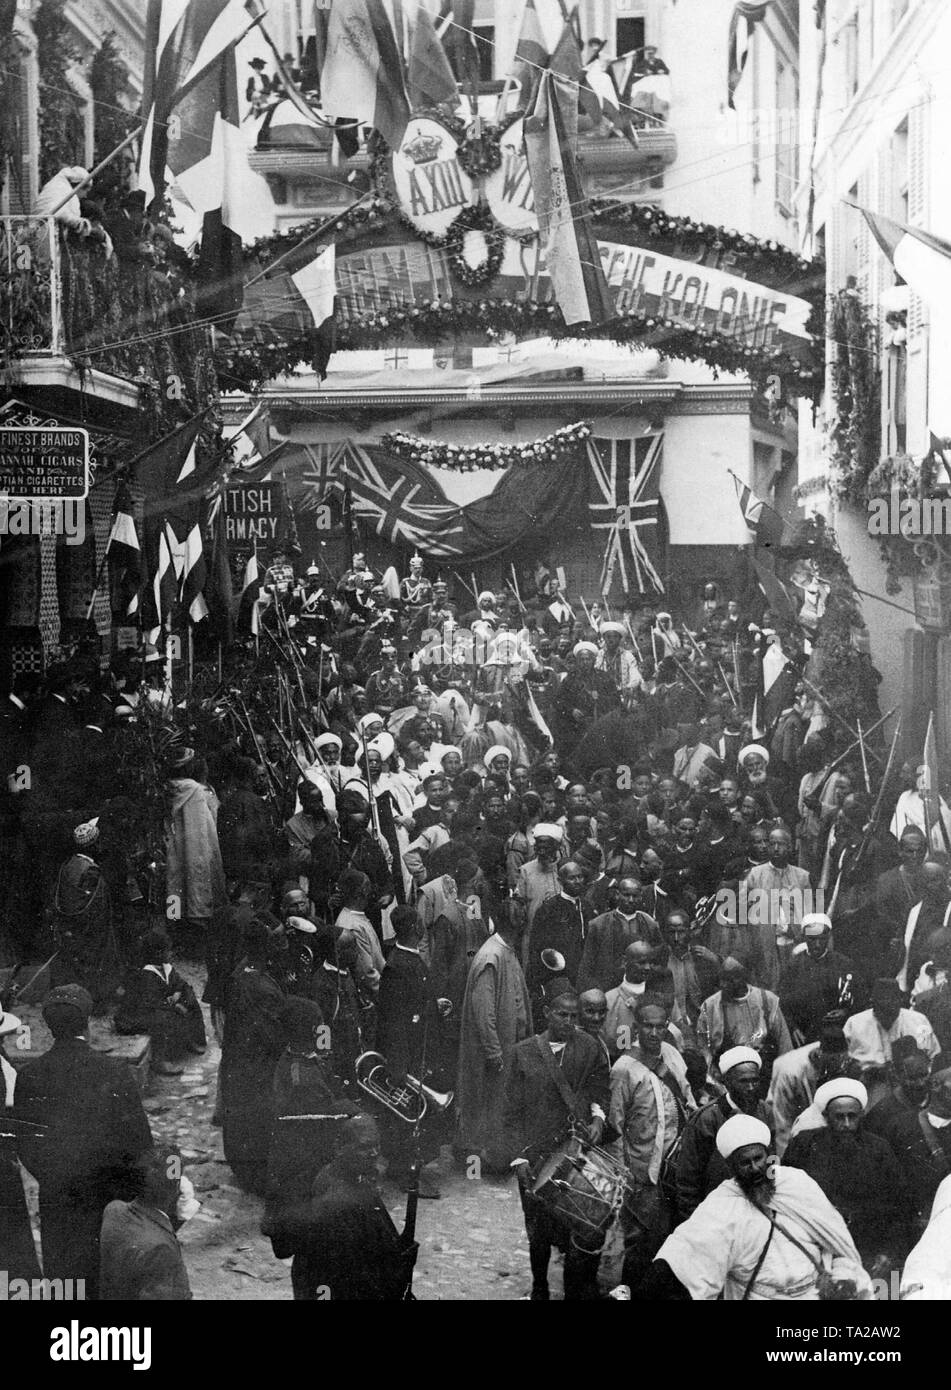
[774,58,798,215]
[2,42,38,217]
[473,26,494,82]
[842,11,859,97]
[890,119,909,226]
[615,16,646,57]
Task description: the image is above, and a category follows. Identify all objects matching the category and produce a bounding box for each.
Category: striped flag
[728,2,769,110]
[106,481,145,618]
[204,494,234,644]
[407,2,458,109]
[238,243,337,378]
[138,0,265,210]
[320,0,410,149]
[524,70,613,327]
[858,205,951,313]
[132,415,216,635]
[732,474,785,549]
[750,629,795,740]
[238,544,262,634]
[513,0,548,106]
[178,500,209,623]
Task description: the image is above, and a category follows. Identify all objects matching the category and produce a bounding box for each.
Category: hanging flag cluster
[525,68,613,328]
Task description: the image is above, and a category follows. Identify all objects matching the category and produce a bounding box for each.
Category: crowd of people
[2,547,951,1301]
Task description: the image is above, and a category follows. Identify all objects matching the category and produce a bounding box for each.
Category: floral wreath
[444,204,506,286]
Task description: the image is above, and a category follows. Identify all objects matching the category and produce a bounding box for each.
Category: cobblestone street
[141,972,545,1302]
[146,1033,540,1301]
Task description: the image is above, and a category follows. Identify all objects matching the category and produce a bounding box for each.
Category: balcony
[0,211,154,425]
[1,216,62,358]
[249,83,677,219]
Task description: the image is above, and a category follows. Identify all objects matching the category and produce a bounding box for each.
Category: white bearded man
[636,1114,873,1300]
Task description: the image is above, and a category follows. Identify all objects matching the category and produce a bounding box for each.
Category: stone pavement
[143,965,554,1301]
[145,1029,546,1301]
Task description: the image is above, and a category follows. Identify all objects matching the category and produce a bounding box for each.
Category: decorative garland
[590,199,822,284]
[383,421,592,472]
[827,286,881,503]
[455,111,523,179]
[444,204,505,286]
[217,293,821,393]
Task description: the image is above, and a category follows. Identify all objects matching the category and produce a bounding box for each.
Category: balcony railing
[0,216,62,360]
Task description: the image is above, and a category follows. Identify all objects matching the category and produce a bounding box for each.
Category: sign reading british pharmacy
[0,427,89,497]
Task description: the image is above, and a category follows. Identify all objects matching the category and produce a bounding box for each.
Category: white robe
[656,1167,872,1301]
[901,1174,951,1299]
[890,789,951,853]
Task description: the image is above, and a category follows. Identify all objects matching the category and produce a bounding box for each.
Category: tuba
[354,1050,453,1124]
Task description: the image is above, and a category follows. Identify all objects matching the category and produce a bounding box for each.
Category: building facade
[234,0,806,618]
[795,0,950,752]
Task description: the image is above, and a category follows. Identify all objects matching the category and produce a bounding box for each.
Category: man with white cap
[640,1112,872,1300]
[554,641,619,753]
[674,1044,773,1221]
[513,824,564,930]
[783,1077,907,1276]
[780,913,860,1043]
[595,621,642,702]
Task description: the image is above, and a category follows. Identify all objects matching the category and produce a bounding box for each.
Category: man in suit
[14,985,153,1299]
[578,877,661,994]
[99,1145,192,1300]
[376,906,447,1197]
[525,861,594,1016]
[503,989,610,1300]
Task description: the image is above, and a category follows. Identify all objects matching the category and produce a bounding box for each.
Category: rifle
[400,1012,429,1300]
[234,693,284,803]
[828,715,903,917]
[358,728,392,867]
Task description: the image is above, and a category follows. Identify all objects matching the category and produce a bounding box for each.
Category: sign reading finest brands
[0,427,89,497]
[390,117,474,236]
[484,118,537,235]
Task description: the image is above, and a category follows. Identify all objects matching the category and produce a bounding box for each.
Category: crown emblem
[404,132,443,165]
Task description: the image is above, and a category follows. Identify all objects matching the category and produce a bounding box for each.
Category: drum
[531,1135,632,1250]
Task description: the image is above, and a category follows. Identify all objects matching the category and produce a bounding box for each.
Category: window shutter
[907,100,929,336]
[4,45,39,217]
[856,170,871,303]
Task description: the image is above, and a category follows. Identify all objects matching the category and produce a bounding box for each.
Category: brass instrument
[354,1050,453,1124]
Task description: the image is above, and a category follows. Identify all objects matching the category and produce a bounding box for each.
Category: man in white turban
[555,638,619,754]
[595,620,643,702]
[639,1113,873,1299]
[782,1076,907,1278]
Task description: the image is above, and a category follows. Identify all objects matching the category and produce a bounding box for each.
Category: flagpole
[187,622,194,692]
[244,191,374,290]
[856,717,871,794]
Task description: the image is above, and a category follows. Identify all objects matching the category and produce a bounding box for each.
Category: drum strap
[534,1035,583,1122]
